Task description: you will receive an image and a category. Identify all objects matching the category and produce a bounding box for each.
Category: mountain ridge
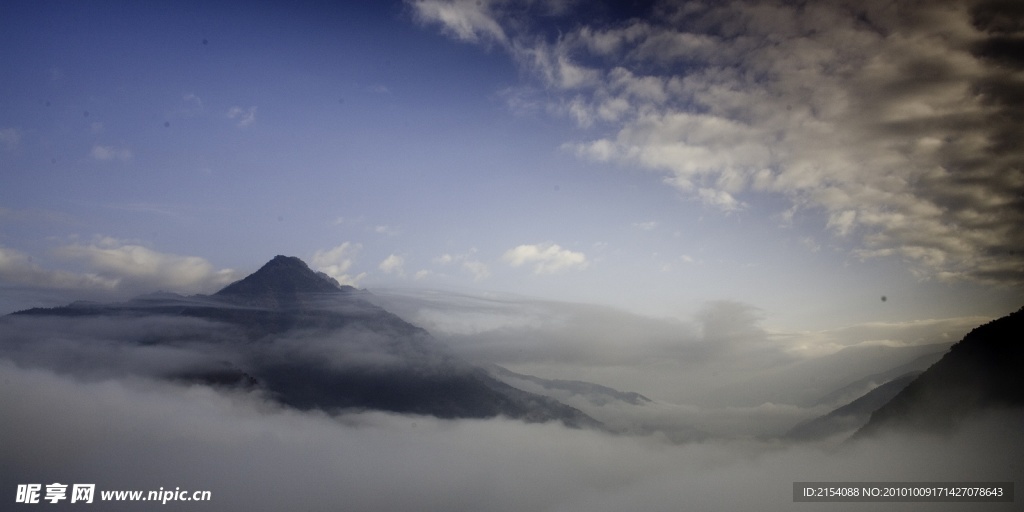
[214,255,358,308]
[786,371,920,441]
[855,306,1024,437]
[4,255,603,429]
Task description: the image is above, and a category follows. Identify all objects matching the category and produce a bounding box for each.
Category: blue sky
[1,0,1022,331]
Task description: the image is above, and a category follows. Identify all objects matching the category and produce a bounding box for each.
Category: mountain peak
[214,255,353,307]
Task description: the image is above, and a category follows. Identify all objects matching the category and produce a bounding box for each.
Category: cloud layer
[366,288,980,409]
[0,283,1018,511]
[312,242,366,286]
[0,239,239,310]
[502,242,589,274]
[412,0,1024,285]
[2,360,1020,512]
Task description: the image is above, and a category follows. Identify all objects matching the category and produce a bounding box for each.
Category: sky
[1,0,1022,331]
[3,3,1024,507]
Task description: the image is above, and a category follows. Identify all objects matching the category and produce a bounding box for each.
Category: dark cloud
[973,35,1024,68]
[971,0,1024,33]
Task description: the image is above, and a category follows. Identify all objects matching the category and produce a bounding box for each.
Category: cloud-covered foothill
[412,0,1024,286]
[366,288,982,408]
[1,359,1020,512]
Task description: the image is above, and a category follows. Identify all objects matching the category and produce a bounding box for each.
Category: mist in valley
[1,292,1019,511]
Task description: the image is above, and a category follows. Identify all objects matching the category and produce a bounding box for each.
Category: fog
[0,315,243,381]
[0,292,973,442]
[367,289,975,415]
[1,293,1017,510]
[1,361,1020,512]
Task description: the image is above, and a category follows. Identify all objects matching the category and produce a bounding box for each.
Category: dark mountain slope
[487,364,652,406]
[855,306,1024,437]
[809,348,946,408]
[215,255,356,307]
[6,256,601,428]
[786,372,919,441]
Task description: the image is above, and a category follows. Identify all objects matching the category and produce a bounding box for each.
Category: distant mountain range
[808,350,946,408]
[486,364,652,406]
[855,306,1024,437]
[788,306,1024,441]
[8,256,601,428]
[7,255,1020,440]
[785,371,920,441]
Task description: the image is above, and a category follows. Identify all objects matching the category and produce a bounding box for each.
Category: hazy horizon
[2,0,1021,330]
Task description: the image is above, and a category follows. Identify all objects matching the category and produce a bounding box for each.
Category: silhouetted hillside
[856,307,1024,437]
[6,256,602,429]
[215,255,357,308]
[786,372,919,441]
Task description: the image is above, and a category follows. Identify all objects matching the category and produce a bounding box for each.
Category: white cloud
[312,242,365,286]
[696,187,744,212]
[431,251,491,281]
[411,0,507,44]
[0,128,21,152]
[0,246,118,291]
[0,241,240,307]
[379,254,406,276]
[226,106,257,127]
[632,221,657,231]
[800,237,821,253]
[462,260,491,281]
[518,41,600,90]
[178,93,204,117]
[90,145,133,161]
[56,238,239,293]
[502,242,588,274]
[418,0,1024,285]
[374,225,400,236]
[827,210,857,237]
